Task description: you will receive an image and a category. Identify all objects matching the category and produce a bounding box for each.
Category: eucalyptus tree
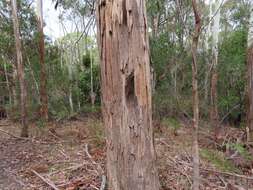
[246,2,253,141]
[36,0,48,121]
[96,0,160,189]
[191,0,201,189]
[10,0,28,137]
[210,0,221,127]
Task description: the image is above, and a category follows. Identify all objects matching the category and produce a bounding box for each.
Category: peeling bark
[96,0,160,189]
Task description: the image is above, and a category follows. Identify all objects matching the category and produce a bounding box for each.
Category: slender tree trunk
[210,0,221,128]
[12,63,18,107]
[96,0,160,189]
[204,0,213,103]
[90,48,95,107]
[26,54,40,97]
[191,0,201,189]
[4,61,12,106]
[11,0,28,137]
[246,3,253,141]
[69,88,74,114]
[36,0,48,121]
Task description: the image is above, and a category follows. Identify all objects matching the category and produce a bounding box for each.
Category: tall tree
[96,0,160,189]
[204,0,213,103]
[36,0,48,121]
[210,0,221,128]
[191,0,201,189]
[246,2,253,141]
[11,0,28,137]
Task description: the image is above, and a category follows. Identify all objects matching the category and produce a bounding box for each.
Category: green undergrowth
[200,148,241,173]
[161,117,181,130]
[228,143,252,161]
[87,119,104,147]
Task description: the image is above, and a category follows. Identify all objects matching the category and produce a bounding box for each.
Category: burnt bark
[96,0,160,189]
[11,0,28,137]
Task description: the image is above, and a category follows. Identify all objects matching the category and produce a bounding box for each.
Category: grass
[200,148,241,173]
[228,143,252,161]
[161,117,181,130]
[86,119,105,147]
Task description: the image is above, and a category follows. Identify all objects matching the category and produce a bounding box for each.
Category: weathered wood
[96,0,160,189]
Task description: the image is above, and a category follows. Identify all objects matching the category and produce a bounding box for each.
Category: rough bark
[210,0,221,128]
[191,0,201,189]
[11,0,28,137]
[96,0,160,189]
[36,0,48,121]
[247,46,253,141]
[246,4,253,141]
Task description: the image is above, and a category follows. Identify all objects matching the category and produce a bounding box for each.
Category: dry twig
[31,169,59,190]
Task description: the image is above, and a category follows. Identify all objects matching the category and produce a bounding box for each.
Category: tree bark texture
[247,3,253,141]
[247,46,253,141]
[11,0,28,137]
[191,0,201,189]
[36,0,48,121]
[96,0,160,189]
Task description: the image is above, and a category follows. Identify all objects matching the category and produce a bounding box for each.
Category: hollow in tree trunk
[96,0,160,189]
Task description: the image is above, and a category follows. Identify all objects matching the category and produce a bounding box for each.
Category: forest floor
[0,114,253,190]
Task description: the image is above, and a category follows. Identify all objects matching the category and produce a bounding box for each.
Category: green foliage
[228,143,252,161]
[218,28,247,122]
[87,119,104,147]
[161,117,181,130]
[200,148,240,173]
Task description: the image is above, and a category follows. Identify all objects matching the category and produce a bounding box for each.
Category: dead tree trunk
[11,0,28,137]
[191,0,201,189]
[36,0,48,121]
[96,0,160,189]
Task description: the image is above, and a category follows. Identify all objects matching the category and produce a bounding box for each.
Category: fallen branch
[0,123,10,127]
[0,129,28,140]
[31,169,59,190]
[202,168,253,180]
[100,175,106,190]
[176,159,253,180]
[85,144,104,174]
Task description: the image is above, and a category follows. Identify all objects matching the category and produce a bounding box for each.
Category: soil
[0,117,253,190]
